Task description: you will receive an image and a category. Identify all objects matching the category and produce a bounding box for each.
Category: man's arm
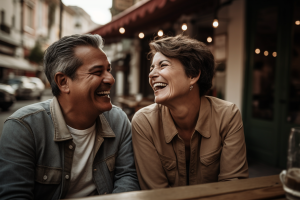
[218,104,249,181]
[112,110,140,193]
[0,119,36,199]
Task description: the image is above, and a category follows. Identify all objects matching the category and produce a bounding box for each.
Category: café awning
[0,54,38,72]
[89,0,217,42]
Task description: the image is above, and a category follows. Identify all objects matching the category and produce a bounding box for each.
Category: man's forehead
[74,45,107,60]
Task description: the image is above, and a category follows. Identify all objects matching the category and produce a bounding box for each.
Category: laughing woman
[131,35,248,190]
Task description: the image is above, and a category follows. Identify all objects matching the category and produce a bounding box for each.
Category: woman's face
[149,52,192,105]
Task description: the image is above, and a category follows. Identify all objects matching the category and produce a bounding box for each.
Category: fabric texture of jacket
[0,97,140,199]
[132,96,249,190]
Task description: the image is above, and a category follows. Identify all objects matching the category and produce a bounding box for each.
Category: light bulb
[139,32,144,39]
[158,30,163,37]
[119,27,125,34]
[181,23,187,31]
[207,37,212,43]
[212,19,219,28]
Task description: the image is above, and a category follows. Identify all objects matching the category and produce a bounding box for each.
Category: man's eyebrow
[88,64,111,72]
[150,59,170,69]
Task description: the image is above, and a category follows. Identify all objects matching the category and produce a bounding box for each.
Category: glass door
[244,0,300,168]
[278,0,300,168]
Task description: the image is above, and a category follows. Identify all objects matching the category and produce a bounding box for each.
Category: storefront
[89,0,300,168]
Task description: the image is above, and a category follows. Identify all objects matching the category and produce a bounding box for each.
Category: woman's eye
[161,64,167,68]
[150,68,153,72]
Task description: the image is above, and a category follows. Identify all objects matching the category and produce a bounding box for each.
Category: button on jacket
[0,97,140,199]
[132,96,248,189]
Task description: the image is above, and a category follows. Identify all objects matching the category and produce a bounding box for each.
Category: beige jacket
[132,96,248,190]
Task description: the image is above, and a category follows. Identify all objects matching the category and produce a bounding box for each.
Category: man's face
[68,45,115,115]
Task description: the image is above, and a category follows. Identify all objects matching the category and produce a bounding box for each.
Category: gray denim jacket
[0,97,140,199]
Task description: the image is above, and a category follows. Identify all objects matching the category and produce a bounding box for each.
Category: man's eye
[161,64,167,68]
[107,68,112,73]
[93,71,102,75]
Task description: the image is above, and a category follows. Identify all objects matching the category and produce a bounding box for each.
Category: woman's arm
[132,113,169,190]
[219,104,249,181]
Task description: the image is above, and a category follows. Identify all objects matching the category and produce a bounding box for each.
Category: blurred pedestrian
[0,34,139,199]
[132,35,248,189]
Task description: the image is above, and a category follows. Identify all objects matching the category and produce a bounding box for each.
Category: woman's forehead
[152,52,170,64]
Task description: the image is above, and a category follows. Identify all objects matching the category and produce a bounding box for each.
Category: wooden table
[66,175,286,200]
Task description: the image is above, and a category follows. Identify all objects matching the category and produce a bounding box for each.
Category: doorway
[243,0,300,168]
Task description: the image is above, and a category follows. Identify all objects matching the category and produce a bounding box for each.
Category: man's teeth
[97,91,110,95]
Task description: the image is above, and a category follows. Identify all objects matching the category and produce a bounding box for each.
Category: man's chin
[97,103,113,113]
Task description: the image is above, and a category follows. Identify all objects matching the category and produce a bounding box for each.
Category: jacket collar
[50,97,115,142]
[162,96,211,143]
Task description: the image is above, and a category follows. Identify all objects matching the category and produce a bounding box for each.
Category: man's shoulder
[8,99,52,120]
[102,105,127,120]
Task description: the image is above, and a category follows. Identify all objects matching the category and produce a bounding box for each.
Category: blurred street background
[0,0,299,176]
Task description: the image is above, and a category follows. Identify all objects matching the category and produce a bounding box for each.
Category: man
[0,34,140,199]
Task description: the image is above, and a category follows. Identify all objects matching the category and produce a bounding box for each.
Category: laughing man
[0,34,140,199]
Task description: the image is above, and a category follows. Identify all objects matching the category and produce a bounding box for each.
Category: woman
[132,35,248,190]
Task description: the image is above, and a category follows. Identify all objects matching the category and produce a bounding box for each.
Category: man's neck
[57,96,99,130]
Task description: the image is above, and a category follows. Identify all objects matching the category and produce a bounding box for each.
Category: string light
[212,19,219,28]
[272,52,277,57]
[119,27,125,34]
[264,51,269,56]
[138,32,144,39]
[296,20,300,25]
[181,23,187,31]
[207,37,212,43]
[255,48,260,54]
[158,30,163,37]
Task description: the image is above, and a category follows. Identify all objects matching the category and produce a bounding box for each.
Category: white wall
[225,0,245,111]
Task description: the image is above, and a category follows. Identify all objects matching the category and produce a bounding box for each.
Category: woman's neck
[168,93,201,134]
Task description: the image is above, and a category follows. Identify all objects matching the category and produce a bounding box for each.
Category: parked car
[0,83,15,110]
[2,76,41,99]
[29,77,45,100]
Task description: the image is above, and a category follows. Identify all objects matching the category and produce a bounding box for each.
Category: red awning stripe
[90,0,173,36]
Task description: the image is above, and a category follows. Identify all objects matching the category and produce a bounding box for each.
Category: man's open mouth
[153,83,168,92]
[96,91,110,97]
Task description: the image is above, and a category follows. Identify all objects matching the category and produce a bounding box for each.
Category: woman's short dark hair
[148,35,215,97]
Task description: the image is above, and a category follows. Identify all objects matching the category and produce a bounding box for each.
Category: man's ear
[190,71,201,85]
[54,72,70,94]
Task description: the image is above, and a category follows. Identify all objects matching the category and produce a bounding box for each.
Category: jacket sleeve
[218,104,249,181]
[131,112,169,190]
[0,119,36,199]
[112,110,140,193]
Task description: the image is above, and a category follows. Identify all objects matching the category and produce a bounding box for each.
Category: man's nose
[103,71,115,85]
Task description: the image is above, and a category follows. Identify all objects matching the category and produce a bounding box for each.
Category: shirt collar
[162,96,211,143]
[50,97,115,142]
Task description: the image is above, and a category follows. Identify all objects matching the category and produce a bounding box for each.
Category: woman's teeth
[153,83,167,91]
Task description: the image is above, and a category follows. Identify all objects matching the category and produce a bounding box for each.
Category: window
[26,5,33,28]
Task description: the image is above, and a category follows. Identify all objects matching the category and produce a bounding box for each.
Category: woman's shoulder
[132,103,161,124]
[205,96,240,113]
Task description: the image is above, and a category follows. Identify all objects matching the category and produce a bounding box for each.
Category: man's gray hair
[44,34,104,96]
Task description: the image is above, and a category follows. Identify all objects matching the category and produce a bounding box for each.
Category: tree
[28,42,44,64]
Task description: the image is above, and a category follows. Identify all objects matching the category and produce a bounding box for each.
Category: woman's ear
[190,71,201,85]
[54,72,70,94]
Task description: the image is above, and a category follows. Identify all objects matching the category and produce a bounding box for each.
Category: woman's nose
[149,67,158,78]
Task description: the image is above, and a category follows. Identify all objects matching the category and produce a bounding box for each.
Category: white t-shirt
[64,123,97,198]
